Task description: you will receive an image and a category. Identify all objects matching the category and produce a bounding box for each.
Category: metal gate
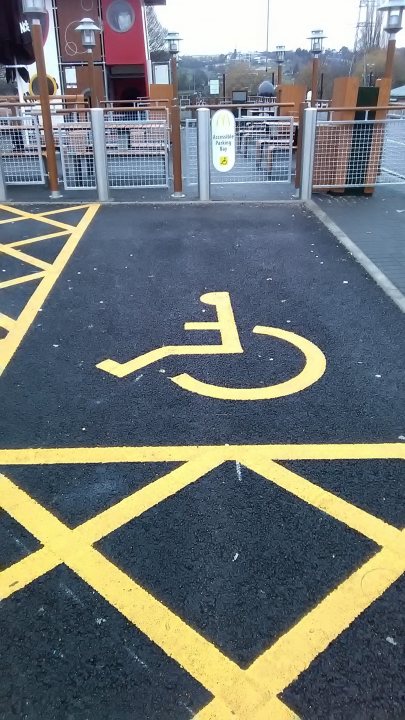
[184,113,294,192]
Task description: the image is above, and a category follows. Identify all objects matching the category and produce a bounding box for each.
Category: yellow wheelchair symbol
[97,292,326,401]
[220,156,229,166]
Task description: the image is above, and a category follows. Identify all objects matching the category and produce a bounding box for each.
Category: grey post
[0,155,6,202]
[299,107,317,201]
[91,108,109,202]
[197,107,211,201]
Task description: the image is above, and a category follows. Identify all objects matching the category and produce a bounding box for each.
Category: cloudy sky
[156,0,405,54]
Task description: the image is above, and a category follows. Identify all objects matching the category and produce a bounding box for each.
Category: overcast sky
[156,0,405,55]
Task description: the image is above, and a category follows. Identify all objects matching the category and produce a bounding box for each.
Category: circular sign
[106,0,135,33]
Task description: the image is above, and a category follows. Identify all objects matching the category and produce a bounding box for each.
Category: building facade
[17,0,166,103]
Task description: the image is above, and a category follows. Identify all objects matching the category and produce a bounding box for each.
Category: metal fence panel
[0,116,45,185]
[59,121,96,190]
[185,119,198,185]
[105,120,169,189]
[313,117,405,189]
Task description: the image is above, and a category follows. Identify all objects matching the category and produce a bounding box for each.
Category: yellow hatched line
[0,468,291,719]
[0,271,45,290]
[0,312,15,331]
[37,204,93,217]
[0,445,404,719]
[8,230,69,248]
[0,204,75,232]
[0,243,51,271]
[0,203,99,375]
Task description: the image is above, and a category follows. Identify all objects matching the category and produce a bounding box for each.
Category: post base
[171,191,186,199]
[49,190,63,199]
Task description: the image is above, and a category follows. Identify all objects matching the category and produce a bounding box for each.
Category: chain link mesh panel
[313,117,405,188]
[0,116,45,185]
[59,121,95,190]
[105,119,169,189]
[185,119,198,186]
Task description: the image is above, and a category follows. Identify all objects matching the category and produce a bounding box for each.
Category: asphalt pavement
[0,201,404,720]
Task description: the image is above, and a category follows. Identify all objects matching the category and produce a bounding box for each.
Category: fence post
[197,107,211,201]
[0,156,6,202]
[299,107,317,201]
[90,108,109,202]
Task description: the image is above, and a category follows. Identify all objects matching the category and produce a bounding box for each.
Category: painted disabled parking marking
[97,291,327,400]
[0,203,99,375]
[0,443,404,720]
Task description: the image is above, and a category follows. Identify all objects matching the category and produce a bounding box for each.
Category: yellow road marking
[0,243,51,271]
[97,291,243,378]
[37,204,95,218]
[0,203,99,375]
[0,443,402,466]
[0,445,404,719]
[97,292,327,401]
[0,271,45,290]
[242,455,405,549]
[0,312,15,331]
[0,204,75,232]
[8,230,69,248]
[173,325,326,400]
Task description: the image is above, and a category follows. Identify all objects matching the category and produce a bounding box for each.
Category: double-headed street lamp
[276,45,285,85]
[166,32,184,198]
[378,0,405,80]
[308,29,326,107]
[22,0,60,197]
[75,18,102,108]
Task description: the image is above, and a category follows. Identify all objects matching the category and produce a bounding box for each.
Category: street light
[378,0,405,79]
[165,32,184,197]
[276,45,285,85]
[22,0,61,197]
[308,29,326,107]
[75,18,102,108]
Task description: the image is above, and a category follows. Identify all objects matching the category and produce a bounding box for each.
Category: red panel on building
[101,0,148,66]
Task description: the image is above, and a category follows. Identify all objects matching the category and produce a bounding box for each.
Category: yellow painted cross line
[8,230,70,249]
[0,312,15,331]
[0,271,45,290]
[37,204,94,217]
[0,243,51,271]
[0,204,75,232]
[0,444,403,720]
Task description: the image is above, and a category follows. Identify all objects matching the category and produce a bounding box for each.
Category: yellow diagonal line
[8,230,69,248]
[0,472,284,718]
[37,205,92,217]
[0,547,58,601]
[241,455,405,551]
[0,243,51,271]
[0,205,75,232]
[0,271,45,290]
[0,203,99,375]
[0,312,15,331]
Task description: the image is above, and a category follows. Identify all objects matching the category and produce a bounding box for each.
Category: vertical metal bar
[170,56,185,197]
[31,19,61,198]
[197,107,211,201]
[0,154,7,202]
[384,38,396,81]
[91,108,109,201]
[299,108,317,201]
[311,56,320,107]
[87,50,99,109]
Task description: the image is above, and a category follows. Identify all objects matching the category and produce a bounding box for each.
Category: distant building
[16,0,165,103]
[391,84,405,102]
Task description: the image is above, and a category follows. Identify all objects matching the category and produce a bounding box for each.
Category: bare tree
[145,6,167,52]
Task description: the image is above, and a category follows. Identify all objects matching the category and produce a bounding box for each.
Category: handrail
[184,102,295,110]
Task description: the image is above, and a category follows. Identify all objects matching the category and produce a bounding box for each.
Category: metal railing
[0,115,45,185]
[104,117,169,189]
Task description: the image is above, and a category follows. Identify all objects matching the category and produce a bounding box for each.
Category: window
[106,0,135,33]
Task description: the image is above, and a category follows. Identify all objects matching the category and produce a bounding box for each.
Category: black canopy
[0,0,34,83]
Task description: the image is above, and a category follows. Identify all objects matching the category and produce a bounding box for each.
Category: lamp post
[276,45,285,85]
[378,0,405,80]
[22,0,60,197]
[166,32,185,198]
[75,18,102,109]
[308,29,326,107]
